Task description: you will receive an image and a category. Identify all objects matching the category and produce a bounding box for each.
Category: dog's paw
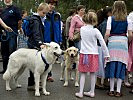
[63,82,68,87]
[35,92,40,97]
[60,77,64,81]
[6,87,11,91]
[43,91,50,95]
[75,82,79,87]
[17,84,22,88]
[70,77,74,81]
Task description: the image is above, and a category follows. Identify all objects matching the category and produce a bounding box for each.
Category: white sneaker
[75,92,83,98]
[125,82,131,86]
[84,92,95,98]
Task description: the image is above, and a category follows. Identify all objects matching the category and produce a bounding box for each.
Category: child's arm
[96,29,110,58]
[104,17,111,43]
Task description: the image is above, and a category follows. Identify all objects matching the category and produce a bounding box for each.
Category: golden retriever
[60,46,79,87]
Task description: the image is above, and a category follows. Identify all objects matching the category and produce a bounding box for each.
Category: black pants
[48,71,52,77]
[69,40,74,47]
[28,71,35,86]
[1,33,17,72]
[1,40,9,72]
[27,45,35,86]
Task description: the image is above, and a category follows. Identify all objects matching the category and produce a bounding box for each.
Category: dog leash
[41,53,49,71]
[1,30,41,51]
[1,30,9,41]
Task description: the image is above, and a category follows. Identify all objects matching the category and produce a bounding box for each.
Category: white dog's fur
[3,42,62,96]
[60,46,79,87]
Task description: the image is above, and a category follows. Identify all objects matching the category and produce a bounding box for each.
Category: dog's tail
[3,70,10,80]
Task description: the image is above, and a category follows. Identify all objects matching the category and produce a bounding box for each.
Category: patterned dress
[105,16,131,80]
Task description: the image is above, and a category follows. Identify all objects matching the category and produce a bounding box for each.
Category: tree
[0,0,132,20]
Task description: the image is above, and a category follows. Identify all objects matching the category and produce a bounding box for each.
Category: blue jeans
[74,40,81,51]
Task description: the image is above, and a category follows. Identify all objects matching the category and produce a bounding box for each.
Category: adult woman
[69,5,85,50]
[65,8,76,47]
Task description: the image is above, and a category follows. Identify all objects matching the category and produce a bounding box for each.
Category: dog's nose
[71,54,74,57]
[61,51,65,55]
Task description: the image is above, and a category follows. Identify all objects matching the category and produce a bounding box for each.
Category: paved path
[0,62,133,100]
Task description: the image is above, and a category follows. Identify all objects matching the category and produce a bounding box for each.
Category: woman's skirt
[78,53,99,72]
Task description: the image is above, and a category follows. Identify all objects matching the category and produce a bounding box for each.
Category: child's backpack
[22,16,34,37]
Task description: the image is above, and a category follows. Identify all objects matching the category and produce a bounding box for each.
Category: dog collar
[72,63,76,69]
[41,53,49,71]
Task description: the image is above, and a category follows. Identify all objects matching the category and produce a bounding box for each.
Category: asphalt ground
[0,61,133,100]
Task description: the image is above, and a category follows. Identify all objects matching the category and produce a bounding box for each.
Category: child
[104,1,132,97]
[96,6,112,89]
[27,2,49,90]
[17,10,28,49]
[75,12,110,98]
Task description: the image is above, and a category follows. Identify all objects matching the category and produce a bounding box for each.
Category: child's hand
[104,57,109,61]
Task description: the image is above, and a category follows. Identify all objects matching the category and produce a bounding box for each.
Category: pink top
[128,39,133,72]
[69,15,84,39]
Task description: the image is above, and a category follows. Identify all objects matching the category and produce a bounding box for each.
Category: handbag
[73,30,81,42]
[17,30,28,49]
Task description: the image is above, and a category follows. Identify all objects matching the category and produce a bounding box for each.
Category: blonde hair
[83,12,98,26]
[112,1,127,21]
[37,3,49,11]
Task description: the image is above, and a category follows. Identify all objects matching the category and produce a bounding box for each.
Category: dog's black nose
[61,51,65,55]
[71,54,74,57]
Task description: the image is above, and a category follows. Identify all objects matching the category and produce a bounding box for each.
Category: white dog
[3,42,63,96]
[60,47,79,87]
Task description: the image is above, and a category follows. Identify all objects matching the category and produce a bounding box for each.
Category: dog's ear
[65,48,69,55]
[75,48,79,55]
[76,48,79,52]
[41,43,50,49]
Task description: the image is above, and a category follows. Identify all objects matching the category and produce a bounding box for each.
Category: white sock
[90,72,96,94]
[79,73,86,94]
[110,78,115,91]
[117,78,122,93]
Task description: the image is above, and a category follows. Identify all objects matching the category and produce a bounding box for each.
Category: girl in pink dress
[75,12,110,98]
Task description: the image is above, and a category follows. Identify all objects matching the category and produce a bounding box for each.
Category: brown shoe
[95,84,104,89]
[107,91,115,96]
[129,89,133,94]
[47,77,54,82]
[115,92,123,97]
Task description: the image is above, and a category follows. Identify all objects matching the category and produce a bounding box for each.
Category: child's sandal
[115,92,123,97]
[107,91,115,96]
